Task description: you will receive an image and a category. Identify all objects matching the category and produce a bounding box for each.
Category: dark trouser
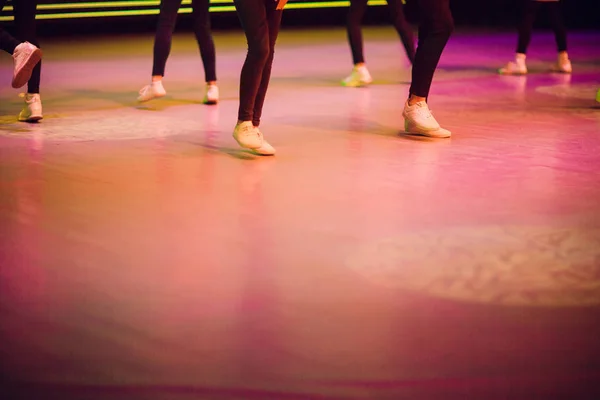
[0,0,20,54]
[152,0,217,82]
[409,0,453,99]
[1,0,41,93]
[516,0,567,54]
[234,0,282,127]
[346,0,416,65]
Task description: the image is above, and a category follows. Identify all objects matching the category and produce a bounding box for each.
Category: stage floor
[1,28,600,399]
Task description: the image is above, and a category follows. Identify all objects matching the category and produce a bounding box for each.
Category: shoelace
[206,86,218,97]
[241,125,260,138]
[415,104,434,120]
[18,93,38,103]
[139,85,151,95]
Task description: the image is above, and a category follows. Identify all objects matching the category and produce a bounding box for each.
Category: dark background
[1,0,598,37]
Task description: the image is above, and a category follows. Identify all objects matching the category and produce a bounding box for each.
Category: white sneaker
[251,129,276,156]
[499,53,527,75]
[203,83,219,105]
[18,93,43,122]
[233,121,263,149]
[342,65,373,87]
[551,52,572,74]
[137,80,166,102]
[12,42,42,89]
[403,100,451,138]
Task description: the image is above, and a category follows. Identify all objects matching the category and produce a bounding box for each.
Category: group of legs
[2,0,579,152]
[137,0,571,148]
[342,0,574,137]
[138,0,455,149]
[342,0,572,79]
[0,0,43,122]
[137,0,219,105]
[137,0,281,155]
[499,0,571,74]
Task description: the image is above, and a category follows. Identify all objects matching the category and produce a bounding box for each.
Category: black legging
[517,0,567,54]
[152,0,217,82]
[234,0,283,127]
[409,0,453,99]
[0,0,20,53]
[347,0,416,65]
[0,0,41,93]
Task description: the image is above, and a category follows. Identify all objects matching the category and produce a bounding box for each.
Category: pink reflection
[236,157,283,377]
[3,130,48,333]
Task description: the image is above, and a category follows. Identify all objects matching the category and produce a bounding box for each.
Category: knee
[18,33,39,46]
[156,15,177,31]
[439,13,454,37]
[431,15,454,39]
[423,5,454,36]
[16,27,37,43]
[248,38,271,62]
[194,25,212,43]
[266,47,275,63]
[193,17,211,34]
[347,13,362,27]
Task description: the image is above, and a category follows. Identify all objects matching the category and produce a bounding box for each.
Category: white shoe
[233,121,263,149]
[551,52,572,74]
[12,42,42,89]
[18,93,43,122]
[203,83,219,105]
[342,65,373,87]
[251,129,276,156]
[137,80,166,102]
[499,53,527,75]
[403,100,451,138]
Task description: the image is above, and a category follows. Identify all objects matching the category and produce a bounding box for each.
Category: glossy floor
[1,28,600,399]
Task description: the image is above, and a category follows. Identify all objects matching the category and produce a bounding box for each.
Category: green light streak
[0,0,386,21]
[3,0,234,11]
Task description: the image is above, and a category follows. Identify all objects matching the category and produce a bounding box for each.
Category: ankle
[408,95,426,106]
[151,75,163,83]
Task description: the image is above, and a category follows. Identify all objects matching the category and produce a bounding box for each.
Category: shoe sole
[251,148,276,156]
[137,92,166,103]
[203,99,218,105]
[12,48,43,89]
[550,69,572,74]
[233,136,262,150]
[405,130,451,138]
[498,70,527,75]
[341,81,372,88]
[406,131,451,139]
[19,116,43,122]
[404,121,451,138]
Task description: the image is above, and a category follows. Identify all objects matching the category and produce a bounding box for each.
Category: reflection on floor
[1,28,600,399]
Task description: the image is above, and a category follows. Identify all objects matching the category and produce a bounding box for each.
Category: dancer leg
[13,0,43,122]
[191,0,220,103]
[342,0,373,87]
[138,0,182,102]
[387,0,416,63]
[403,0,453,138]
[546,1,571,73]
[500,0,539,75]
